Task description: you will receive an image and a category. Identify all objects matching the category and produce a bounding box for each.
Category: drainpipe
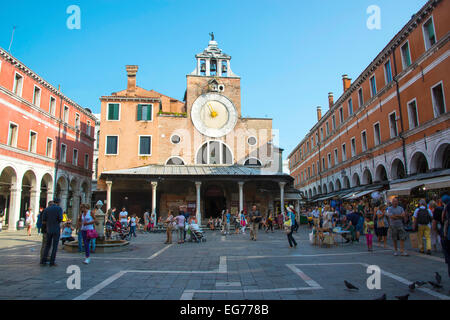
[392,50,408,175]
[53,85,63,197]
[318,142,322,194]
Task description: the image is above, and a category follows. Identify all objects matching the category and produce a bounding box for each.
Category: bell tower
[186,34,242,117]
[190,32,238,78]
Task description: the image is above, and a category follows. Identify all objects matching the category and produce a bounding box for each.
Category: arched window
[196,141,233,165]
[244,158,262,167]
[166,157,185,165]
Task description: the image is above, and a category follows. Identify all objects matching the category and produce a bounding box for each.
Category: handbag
[87,229,98,239]
[284,218,292,228]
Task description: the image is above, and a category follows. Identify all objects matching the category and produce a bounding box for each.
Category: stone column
[217,59,222,76]
[206,59,210,76]
[46,190,54,206]
[238,182,245,213]
[72,191,81,222]
[195,182,202,224]
[279,181,286,215]
[106,180,113,211]
[8,188,21,230]
[151,181,158,221]
[60,189,68,213]
[30,189,40,226]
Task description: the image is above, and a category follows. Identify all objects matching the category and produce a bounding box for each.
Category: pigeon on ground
[395,294,410,300]
[428,281,443,289]
[344,280,359,290]
[415,281,426,287]
[374,293,387,300]
[435,272,442,284]
[408,282,416,291]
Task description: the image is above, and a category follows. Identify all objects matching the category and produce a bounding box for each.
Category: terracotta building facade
[0,47,96,229]
[96,38,296,223]
[288,0,450,200]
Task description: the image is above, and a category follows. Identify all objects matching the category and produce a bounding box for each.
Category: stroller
[113,221,131,241]
[189,223,206,243]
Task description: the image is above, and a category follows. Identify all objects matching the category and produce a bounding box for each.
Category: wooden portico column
[106,180,113,211]
[195,181,202,224]
[151,181,158,220]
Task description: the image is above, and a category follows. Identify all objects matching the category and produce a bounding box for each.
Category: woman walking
[239,210,247,234]
[376,205,389,248]
[285,208,297,248]
[25,207,33,236]
[36,207,44,234]
[80,204,96,264]
[175,211,185,244]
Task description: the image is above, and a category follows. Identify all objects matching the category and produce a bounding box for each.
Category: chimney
[328,92,334,109]
[342,74,351,92]
[317,106,322,121]
[126,65,139,91]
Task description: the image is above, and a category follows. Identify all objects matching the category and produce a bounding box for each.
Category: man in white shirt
[413,199,433,255]
[119,207,128,228]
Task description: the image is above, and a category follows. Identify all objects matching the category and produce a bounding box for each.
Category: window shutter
[427,22,435,41]
[108,105,114,120]
[113,104,119,120]
[147,104,152,120]
[137,104,142,121]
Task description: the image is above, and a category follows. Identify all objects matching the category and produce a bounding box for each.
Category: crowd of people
[37,200,100,266]
[20,191,450,279]
[303,194,450,277]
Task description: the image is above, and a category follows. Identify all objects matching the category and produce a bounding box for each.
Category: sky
[0,0,427,159]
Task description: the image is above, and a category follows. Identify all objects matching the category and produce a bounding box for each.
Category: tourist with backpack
[440,194,450,277]
[413,199,433,255]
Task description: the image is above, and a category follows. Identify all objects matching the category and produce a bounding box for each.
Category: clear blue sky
[0,0,426,159]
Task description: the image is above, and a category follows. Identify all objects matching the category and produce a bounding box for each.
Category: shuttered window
[137,104,152,121]
[107,104,120,120]
[139,136,152,155]
[106,136,118,155]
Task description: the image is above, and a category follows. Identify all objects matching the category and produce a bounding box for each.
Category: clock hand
[208,103,218,118]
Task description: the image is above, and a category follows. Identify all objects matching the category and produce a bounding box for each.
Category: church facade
[96,37,296,222]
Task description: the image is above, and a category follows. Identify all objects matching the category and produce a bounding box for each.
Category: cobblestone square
[0,226,448,300]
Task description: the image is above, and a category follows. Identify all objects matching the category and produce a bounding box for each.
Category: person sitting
[61,222,75,245]
[341,215,355,243]
[208,217,214,230]
[318,213,334,246]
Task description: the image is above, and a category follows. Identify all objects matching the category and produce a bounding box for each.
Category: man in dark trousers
[41,199,63,266]
[39,201,52,264]
[249,205,262,241]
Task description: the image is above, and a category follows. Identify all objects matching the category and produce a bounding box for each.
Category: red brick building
[288,0,450,201]
[0,47,96,229]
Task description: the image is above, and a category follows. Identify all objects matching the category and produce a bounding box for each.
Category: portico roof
[100,165,293,182]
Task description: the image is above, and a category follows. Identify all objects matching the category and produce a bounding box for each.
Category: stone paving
[0,226,449,300]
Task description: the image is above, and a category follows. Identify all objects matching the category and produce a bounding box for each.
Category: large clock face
[191,93,238,138]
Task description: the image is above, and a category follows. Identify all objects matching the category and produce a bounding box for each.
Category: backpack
[416,208,431,225]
